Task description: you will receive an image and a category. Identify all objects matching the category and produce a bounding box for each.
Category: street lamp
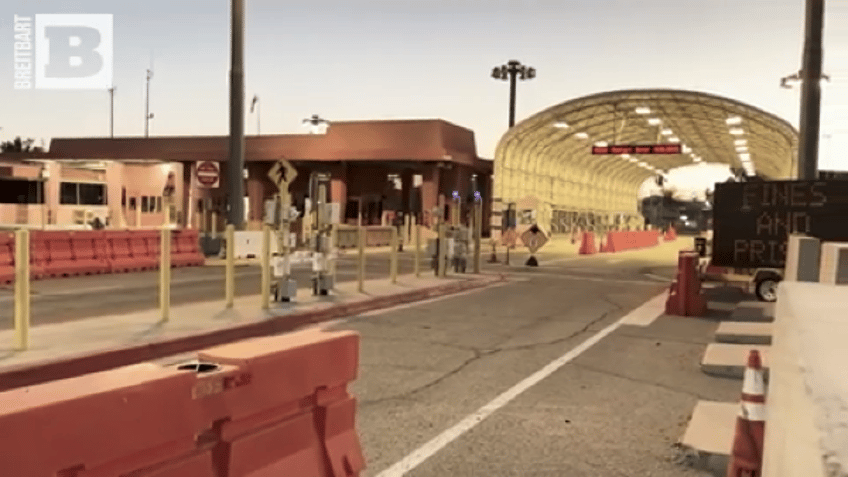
[250,95,260,135]
[303,114,330,134]
[491,60,536,128]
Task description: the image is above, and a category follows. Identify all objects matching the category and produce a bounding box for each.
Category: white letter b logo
[35,14,113,90]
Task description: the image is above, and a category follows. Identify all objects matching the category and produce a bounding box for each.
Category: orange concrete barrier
[605,230,661,253]
[0,329,365,477]
[0,231,13,285]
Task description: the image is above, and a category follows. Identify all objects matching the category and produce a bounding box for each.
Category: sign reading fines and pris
[712,180,848,268]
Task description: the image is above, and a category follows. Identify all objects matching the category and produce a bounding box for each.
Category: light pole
[797,0,825,180]
[144,69,153,137]
[491,60,536,128]
[250,95,260,135]
[108,86,115,138]
[303,114,330,134]
[227,0,246,229]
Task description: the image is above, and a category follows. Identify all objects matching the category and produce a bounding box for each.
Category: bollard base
[526,256,539,267]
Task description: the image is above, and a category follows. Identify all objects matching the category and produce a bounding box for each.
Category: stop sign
[196,161,220,188]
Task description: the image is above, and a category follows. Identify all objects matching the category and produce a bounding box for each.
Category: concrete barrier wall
[762,281,848,477]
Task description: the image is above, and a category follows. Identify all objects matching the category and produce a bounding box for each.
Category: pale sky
[2,0,848,195]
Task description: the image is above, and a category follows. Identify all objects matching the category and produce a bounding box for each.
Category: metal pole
[797,0,825,180]
[225,224,235,307]
[159,227,171,321]
[109,87,115,138]
[261,224,270,309]
[437,221,447,277]
[227,0,246,229]
[508,69,517,128]
[414,217,420,278]
[145,70,151,137]
[14,229,30,350]
[357,225,365,292]
[390,227,398,284]
[257,99,260,136]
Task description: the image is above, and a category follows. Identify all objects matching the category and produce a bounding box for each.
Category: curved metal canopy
[493,89,799,217]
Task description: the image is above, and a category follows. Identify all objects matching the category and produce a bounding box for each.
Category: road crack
[570,362,714,400]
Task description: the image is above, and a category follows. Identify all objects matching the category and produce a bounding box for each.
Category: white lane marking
[643,273,672,283]
[375,294,655,477]
[619,292,669,327]
[312,280,520,331]
[0,271,261,301]
[503,270,662,286]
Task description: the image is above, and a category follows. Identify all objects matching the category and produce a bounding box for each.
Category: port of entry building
[0,119,493,236]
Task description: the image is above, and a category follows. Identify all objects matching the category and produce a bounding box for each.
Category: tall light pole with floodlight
[250,95,260,135]
[491,60,536,128]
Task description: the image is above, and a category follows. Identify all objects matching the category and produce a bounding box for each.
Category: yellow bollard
[260,224,271,309]
[13,229,30,350]
[474,201,482,274]
[330,223,338,279]
[211,211,218,239]
[357,225,365,293]
[159,227,171,321]
[437,221,447,277]
[390,227,398,284]
[225,224,235,308]
[136,203,142,229]
[413,217,420,278]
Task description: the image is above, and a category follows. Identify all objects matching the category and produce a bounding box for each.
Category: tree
[0,136,36,153]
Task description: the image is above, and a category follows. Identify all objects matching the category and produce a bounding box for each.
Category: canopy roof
[494,89,799,215]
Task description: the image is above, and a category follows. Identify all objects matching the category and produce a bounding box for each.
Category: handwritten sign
[711,180,848,268]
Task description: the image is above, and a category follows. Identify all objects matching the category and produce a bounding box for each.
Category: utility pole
[797,0,825,180]
[144,69,153,137]
[250,95,260,136]
[108,86,115,138]
[227,0,246,229]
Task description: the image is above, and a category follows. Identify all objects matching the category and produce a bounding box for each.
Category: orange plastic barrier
[604,230,661,253]
[663,226,677,241]
[578,232,597,255]
[29,232,49,279]
[0,232,13,285]
[0,329,365,477]
[665,250,706,316]
[170,229,205,267]
[68,231,110,275]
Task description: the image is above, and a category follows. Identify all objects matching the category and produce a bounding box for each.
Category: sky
[1,0,847,195]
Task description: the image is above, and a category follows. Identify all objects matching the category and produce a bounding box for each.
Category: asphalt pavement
[316,246,737,477]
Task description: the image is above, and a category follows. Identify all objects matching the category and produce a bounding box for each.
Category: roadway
[321,245,740,476]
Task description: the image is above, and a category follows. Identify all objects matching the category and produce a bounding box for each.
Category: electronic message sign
[711,180,848,268]
[591,144,681,155]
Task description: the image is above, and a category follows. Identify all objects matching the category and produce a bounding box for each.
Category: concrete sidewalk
[0,272,506,391]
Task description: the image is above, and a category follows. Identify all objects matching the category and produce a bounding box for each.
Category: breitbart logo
[13,13,113,90]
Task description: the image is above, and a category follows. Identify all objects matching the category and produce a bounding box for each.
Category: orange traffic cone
[726,350,766,477]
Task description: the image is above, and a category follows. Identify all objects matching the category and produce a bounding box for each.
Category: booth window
[60,182,106,205]
[0,178,43,204]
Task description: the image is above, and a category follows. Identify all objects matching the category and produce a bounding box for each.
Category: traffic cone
[726,350,766,477]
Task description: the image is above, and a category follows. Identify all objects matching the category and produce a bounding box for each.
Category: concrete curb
[0,273,507,392]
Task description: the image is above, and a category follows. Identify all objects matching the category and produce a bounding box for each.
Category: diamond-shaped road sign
[268,160,297,190]
[521,225,548,255]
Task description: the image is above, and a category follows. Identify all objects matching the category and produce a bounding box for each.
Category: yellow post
[13,229,30,350]
[136,201,142,229]
[260,224,271,309]
[211,211,218,239]
[437,220,447,277]
[357,225,365,293]
[225,224,235,308]
[413,217,420,278]
[329,223,338,278]
[474,201,482,274]
[159,227,171,321]
[390,226,398,284]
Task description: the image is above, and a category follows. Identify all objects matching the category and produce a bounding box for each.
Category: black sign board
[712,180,848,268]
[819,170,848,180]
[592,144,682,155]
[694,237,707,257]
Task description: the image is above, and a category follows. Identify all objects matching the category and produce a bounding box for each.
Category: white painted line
[504,270,662,286]
[643,273,672,283]
[375,303,635,477]
[619,292,669,327]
